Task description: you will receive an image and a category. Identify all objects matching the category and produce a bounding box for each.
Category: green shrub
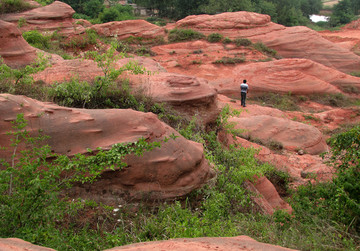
[192,49,203,54]
[168,29,205,43]
[17,17,26,28]
[135,47,155,56]
[234,38,252,47]
[223,37,232,44]
[22,30,50,50]
[0,54,49,99]
[309,93,356,107]
[98,4,134,23]
[253,42,277,57]
[146,16,167,26]
[0,0,31,14]
[207,33,223,43]
[213,56,245,64]
[62,29,99,49]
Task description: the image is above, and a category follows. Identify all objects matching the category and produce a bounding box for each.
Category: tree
[330,0,354,26]
[134,0,208,19]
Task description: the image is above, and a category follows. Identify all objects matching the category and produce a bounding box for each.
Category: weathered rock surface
[0,238,55,251]
[319,18,360,54]
[105,236,296,251]
[173,12,360,73]
[125,72,219,125]
[92,20,166,40]
[0,94,214,201]
[33,58,103,83]
[230,115,327,154]
[214,58,359,97]
[0,1,86,35]
[0,20,37,68]
[151,40,267,81]
[153,42,360,96]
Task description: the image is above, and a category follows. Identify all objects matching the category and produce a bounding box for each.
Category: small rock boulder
[231,115,328,154]
[92,20,166,40]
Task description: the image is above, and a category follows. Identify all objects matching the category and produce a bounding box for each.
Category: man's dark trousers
[241,92,247,107]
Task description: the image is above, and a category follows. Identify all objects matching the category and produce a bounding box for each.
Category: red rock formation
[33,58,103,83]
[0,20,37,68]
[0,238,55,251]
[0,1,86,35]
[230,115,328,154]
[0,94,214,201]
[92,20,166,40]
[173,12,360,73]
[124,71,219,125]
[245,176,293,215]
[214,58,359,97]
[105,236,296,251]
[33,55,219,125]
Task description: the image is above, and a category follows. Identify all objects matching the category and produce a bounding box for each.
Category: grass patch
[213,56,245,64]
[253,42,277,57]
[249,93,300,111]
[309,93,358,107]
[168,28,205,43]
[0,0,32,14]
[207,33,223,43]
[234,38,252,47]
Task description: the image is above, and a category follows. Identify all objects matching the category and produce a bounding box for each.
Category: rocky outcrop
[0,1,86,35]
[230,115,328,154]
[92,20,166,40]
[105,236,296,251]
[173,12,360,73]
[125,72,219,125]
[0,20,37,68]
[214,58,358,97]
[0,238,55,251]
[0,94,214,201]
[245,176,293,215]
[33,58,103,83]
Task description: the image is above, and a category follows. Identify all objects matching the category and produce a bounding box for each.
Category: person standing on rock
[240,79,249,107]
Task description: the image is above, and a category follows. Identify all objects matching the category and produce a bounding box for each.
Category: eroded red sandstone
[0,20,37,68]
[0,94,214,201]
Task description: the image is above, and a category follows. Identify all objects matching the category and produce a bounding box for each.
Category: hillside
[0,1,359,250]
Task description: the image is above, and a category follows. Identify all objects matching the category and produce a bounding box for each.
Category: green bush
[207,33,223,43]
[146,16,167,26]
[222,37,232,44]
[168,29,205,43]
[0,54,49,99]
[213,56,245,64]
[253,42,277,57]
[62,29,99,49]
[99,4,134,23]
[0,0,31,14]
[22,30,50,50]
[234,38,252,47]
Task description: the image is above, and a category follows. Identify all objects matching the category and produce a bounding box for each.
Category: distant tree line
[133,0,323,26]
